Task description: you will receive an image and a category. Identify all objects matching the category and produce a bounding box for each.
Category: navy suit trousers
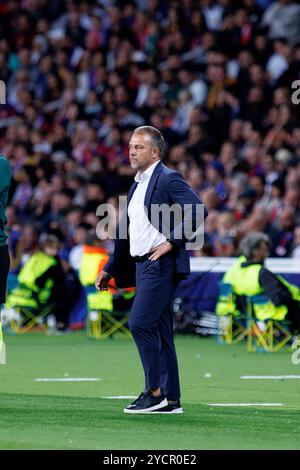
[128,253,181,400]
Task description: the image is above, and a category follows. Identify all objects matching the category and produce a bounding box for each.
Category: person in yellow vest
[7,233,65,326]
[79,232,115,312]
[79,232,135,314]
[216,232,300,334]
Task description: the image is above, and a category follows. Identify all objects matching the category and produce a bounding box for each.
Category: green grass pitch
[0,332,299,450]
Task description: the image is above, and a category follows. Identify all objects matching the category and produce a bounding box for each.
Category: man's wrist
[166,238,177,249]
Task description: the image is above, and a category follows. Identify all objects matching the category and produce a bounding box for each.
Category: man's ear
[152,147,159,159]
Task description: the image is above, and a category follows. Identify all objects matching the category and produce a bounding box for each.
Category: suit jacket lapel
[144,160,163,214]
[127,181,138,205]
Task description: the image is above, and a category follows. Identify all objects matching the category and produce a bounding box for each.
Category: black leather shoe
[124,391,168,414]
[150,400,183,414]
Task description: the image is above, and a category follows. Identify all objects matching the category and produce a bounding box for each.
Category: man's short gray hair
[239,232,270,260]
[133,125,165,158]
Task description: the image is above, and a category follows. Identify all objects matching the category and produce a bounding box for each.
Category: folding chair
[4,304,55,334]
[246,295,292,353]
[86,288,132,340]
[4,278,55,334]
[87,309,131,340]
[219,314,248,345]
[217,283,248,345]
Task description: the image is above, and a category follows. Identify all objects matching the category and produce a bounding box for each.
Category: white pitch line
[102,396,137,400]
[241,375,300,380]
[208,403,284,407]
[34,378,101,382]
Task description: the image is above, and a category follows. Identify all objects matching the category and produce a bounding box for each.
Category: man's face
[44,241,59,257]
[128,132,158,172]
[254,241,270,261]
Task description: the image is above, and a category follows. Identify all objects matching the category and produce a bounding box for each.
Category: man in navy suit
[96,126,207,414]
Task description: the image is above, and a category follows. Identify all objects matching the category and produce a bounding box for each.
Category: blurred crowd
[1,0,300,274]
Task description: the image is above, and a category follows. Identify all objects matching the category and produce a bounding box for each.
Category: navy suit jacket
[104,161,208,288]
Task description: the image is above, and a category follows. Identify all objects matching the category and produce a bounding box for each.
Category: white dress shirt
[128,160,166,257]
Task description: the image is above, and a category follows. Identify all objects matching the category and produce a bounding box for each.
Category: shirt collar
[134,160,161,183]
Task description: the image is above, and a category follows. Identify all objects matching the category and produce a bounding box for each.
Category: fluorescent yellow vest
[223,256,262,296]
[216,256,248,317]
[216,282,239,317]
[216,256,300,321]
[79,250,108,286]
[7,251,57,309]
[79,249,113,312]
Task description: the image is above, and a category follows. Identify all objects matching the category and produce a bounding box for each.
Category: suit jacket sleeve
[103,250,116,278]
[166,172,208,249]
[103,212,128,277]
[103,212,135,287]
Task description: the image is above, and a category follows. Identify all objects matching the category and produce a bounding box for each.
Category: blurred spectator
[261,0,300,44]
[0,0,299,264]
[58,249,82,331]
[69,222,92,271]
[79,231,114,313]
[216,231,300,334]
[291,226,300,258]
[6,233,65,328]
[9,223,39,273]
